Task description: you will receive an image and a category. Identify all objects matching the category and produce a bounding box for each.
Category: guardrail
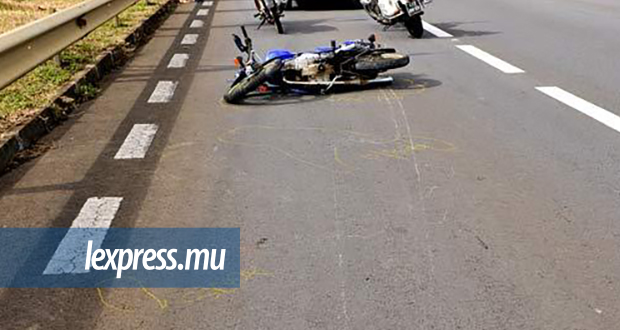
[0,0,144,90]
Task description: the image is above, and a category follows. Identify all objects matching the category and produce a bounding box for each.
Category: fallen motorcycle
[254,0,286,34]
[224,26,410,104]
[360,0,432,38]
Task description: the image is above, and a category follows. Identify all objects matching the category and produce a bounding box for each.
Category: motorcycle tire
[224,61,283,104]
[271,7,284,34]
[404,14,424,38]
[253,0,264,11]
[354,52,410,73]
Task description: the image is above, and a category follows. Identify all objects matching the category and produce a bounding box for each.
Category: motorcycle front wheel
[404,14,424,38]
[224,61,283,104]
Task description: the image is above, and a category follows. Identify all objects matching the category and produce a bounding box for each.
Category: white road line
[43,197,123,275]
[537,86,620,133]
[190,19,204,28]
[422,21,453,38]
[167,53,189,68]
[114,124,159,159]
[456,45,525,74]
[181,33,199,45]
[202,1,213,7]
[196,9,209,16]
[148,81,178,103]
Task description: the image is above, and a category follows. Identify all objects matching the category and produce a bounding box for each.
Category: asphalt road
[1,0,620,328]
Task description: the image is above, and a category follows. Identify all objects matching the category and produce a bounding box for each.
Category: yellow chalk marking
[334,147,356,171]
[141,287,168,310]
[209,288,237,299]
[97,288,133,313]
[241,267,272,281]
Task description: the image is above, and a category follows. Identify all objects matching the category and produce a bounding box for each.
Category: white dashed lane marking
[148,81,178,103]
[537,86,620,133]
[181,34,199,45]
[114,124,159,160]
[456,45,525,74]
[190,19,204,28]
[168,53,189,68]
[423,21,453,38]
[43,0,216,277]
[43,197,123,275]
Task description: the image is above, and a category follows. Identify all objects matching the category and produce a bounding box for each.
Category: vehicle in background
[293,0,362,10]
[254,0,287,34]
[360,0,432,38]
[224,26,410,104]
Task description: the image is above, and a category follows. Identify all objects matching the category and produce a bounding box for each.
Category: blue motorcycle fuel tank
[265,49,295,61]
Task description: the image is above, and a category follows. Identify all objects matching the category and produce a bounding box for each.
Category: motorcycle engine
[286,53,334,82]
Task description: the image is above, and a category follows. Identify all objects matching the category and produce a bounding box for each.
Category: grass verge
[0,0,168,132]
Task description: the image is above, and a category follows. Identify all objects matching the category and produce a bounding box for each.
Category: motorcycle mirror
[233,34,247,52]
[368,34,376,43]
[239,26,252,53]
[331,40,337,51]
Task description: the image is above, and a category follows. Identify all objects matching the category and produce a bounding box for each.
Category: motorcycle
[254,0,286,34]
[224,26,410,104]
[360,0,432,38]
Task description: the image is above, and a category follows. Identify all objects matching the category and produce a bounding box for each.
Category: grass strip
[0,0,167,132]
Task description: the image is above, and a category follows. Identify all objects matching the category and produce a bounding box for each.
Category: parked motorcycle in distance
[360,0,432,38]
[254,0,286,34]
[224,26,410,104]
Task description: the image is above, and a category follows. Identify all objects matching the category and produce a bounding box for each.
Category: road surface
[1,0,620,328]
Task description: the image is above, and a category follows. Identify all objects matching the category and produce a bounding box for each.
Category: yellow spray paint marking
[361,136,456,161]
[97,268,271,313]
[217,125,456,170]
[241,267,272,281]
[334,147,356,172]
[96,287,168,313]
[141,287,169,310]
[180,288,209,304]
[95,277,169,313]
[209,288,238,299]
[97,288,133,313]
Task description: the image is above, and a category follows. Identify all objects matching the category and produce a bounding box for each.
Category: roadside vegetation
[0,0,167,132]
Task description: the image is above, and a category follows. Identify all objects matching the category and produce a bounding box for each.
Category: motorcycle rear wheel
[404,14,424,38]
[224,61,283,104]
[354,52,410,73]
[271,6,284,34]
